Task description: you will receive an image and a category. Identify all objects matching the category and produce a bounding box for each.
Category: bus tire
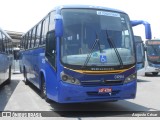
[145,73,148,76]
[152,72,158,76]
[24,67,29,85]
[41,75,50,102]
[6,66,11,84]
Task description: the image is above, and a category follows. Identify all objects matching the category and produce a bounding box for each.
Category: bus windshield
[146,40,160,64]
[61,9,135,68]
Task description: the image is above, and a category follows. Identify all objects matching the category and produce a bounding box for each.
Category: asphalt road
[0,73,160,118]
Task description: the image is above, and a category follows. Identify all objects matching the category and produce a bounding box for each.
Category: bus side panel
[32,48,44,88]
[29,50,37,86]
[0,54,9,85]
[37,47,45,89]
[45,62,58,102]
[5,55,11,80]
[23,48,46,89]
[24,51,36,86]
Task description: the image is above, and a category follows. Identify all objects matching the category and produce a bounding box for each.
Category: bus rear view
[21,5,137,103]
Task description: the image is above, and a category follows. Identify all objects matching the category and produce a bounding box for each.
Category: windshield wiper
[82,34,102,68]
[105,30,124,68]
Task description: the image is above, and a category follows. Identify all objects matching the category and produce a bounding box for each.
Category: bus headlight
[60,72,80,85]
[124,73,137,84]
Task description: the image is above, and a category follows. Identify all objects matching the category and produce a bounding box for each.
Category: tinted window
[31,27,36,48]
[35,23,42,47]
[49,11,55,31]
[41,16,49,45]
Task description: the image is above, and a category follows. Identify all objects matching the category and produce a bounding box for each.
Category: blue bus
[0,28,13,87]
[134,36,145,71]
[20,5,138,103]
[131,20,152,76]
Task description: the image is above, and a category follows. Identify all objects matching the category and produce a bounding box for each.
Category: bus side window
[41,16,49,45]
[2,34,5,52]
[46,30,56,68]
[35,23,42,47]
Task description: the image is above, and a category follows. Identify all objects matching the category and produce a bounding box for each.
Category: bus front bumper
[145,66,160,73]
[58,80,137,103]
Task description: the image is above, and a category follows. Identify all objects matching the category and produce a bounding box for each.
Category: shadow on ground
[0,78,20,111]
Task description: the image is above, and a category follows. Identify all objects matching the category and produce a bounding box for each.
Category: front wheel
[152,72,158,76]
[41,76,50,102]
[24,68,29,85]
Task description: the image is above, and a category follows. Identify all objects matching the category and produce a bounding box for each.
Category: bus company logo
[2,112,11,117]
[114,75,124,79]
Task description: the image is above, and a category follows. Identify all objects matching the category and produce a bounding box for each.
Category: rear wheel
[145,73,148,76]
[152,72,158,76]
[24,68,29,85]
[41,75,50,102]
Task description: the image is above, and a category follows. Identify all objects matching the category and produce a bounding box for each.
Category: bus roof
[53,4,127,14]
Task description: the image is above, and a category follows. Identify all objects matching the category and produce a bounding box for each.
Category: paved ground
[0,73,160,119]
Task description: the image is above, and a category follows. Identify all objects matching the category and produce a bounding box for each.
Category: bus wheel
[41,76,50,102]
[24,68,29,85]
[145,73,148,76]
[6,66,11,84]
[152,72,158,76]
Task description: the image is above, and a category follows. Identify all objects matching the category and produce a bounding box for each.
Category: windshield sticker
[100,55,107,63]
[97,11,120,17]
[92,53,98,58]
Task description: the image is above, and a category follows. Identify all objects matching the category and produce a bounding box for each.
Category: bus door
[45,30,58,98]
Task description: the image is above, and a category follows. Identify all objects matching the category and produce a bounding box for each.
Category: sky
[0,0,160,39]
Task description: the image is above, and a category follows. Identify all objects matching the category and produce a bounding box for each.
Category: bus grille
[81,80,123,86]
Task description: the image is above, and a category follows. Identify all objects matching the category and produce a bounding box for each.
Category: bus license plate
[98,88,112,93]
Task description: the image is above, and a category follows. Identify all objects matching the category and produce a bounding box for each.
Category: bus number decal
[97,11,120,17]
[114,75,124,79]
[42,59,45,64]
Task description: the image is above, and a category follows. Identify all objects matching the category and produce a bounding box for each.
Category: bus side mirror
[145,23,151,39]
[55,19,63,37]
